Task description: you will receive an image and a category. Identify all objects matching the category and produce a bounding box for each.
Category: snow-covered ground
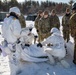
[0,16,76,75]
[0,25,10,75]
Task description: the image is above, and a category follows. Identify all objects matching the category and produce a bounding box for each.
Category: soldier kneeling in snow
[19,27,34,48]
[42,27,70,68]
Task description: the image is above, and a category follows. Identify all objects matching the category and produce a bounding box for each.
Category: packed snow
[0,16,76,75]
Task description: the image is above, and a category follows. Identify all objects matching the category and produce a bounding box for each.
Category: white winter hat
[50,27,59,33]
[50,27,61,35]
[9,7,21,16]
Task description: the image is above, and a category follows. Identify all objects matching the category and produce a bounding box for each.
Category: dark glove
[29,28,32,31]
[25,44,30,47]
[16,39,21,44]
[0,48,2,53]
[37,43,42,47]
[34,35,38,38]
[37,30,39,32]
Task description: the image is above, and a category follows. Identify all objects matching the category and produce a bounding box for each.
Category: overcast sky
[17,0,71,3]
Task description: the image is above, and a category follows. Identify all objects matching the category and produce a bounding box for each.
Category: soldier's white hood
[9,7,21,16]
[50,27,61,36]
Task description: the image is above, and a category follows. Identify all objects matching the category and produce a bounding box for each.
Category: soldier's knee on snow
[60,59,70,68]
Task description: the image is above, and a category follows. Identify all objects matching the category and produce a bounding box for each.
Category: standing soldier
[70,3,76,65]
[37,10,51,47]
[62,8,71,42]
[2,7,22,75]
[34,10,43,43]
[18,13,26,28]
[50,9,60,30]
[35,10,43,32]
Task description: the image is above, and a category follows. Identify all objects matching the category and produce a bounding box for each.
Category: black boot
[37,43,42,47]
